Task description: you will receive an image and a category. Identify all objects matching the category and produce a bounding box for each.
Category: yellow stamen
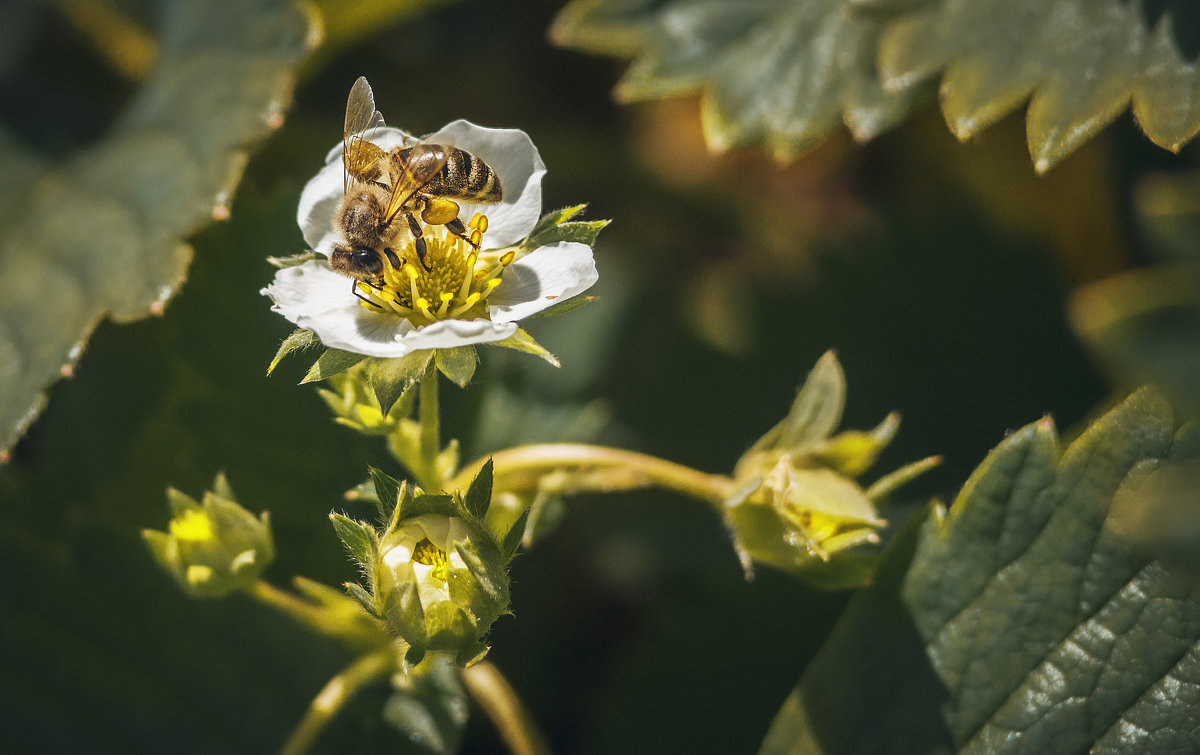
[469,229,483,247]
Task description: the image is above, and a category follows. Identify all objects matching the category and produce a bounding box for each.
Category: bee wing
[342,77,387,192]
[383,143,449,225]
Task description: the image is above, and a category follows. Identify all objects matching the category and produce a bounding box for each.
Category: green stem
[462,662,551,755]
[418,365,442,489]
[281,647,395,755]
[450,443,736,506]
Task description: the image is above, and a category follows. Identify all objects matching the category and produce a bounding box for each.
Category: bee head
[330,245,384,280]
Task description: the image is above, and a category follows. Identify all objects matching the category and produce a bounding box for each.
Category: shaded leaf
[551,0,922,159]
[876,0,1200,172]
[0,0,315,455]
[763,387,1200,753]
[1071,170,1200,422]
[382,652,468,755]
[368,467,402,520]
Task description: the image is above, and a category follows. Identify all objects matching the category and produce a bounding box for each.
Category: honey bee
[329,77,503,303]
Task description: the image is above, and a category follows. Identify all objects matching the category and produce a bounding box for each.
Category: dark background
[2,0,1171,751]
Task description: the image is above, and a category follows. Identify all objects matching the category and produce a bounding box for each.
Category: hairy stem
[450,443,736,505]
[462,662,551,755]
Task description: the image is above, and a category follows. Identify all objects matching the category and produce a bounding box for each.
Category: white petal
[422,120,544,248]
[398,317,518,351]
[262,261,519,358]
[488,242,598,323]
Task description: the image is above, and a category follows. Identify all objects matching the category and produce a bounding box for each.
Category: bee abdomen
[440,148,503,202]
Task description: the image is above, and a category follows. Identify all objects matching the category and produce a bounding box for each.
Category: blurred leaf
[554,0,1200,171]
[763,387,1200,753]
[433,346,478,388]
[1071,170,1200,421]
[462,458,493,520]
[551,0,922,159]
[306,0,457,66]
[382,653,468,754]
[875,0,1200,172]
[0,0,315,455]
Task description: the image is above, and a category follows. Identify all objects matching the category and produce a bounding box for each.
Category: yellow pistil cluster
[357,213,516,323]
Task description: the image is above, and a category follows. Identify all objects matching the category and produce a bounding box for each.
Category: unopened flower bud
[144,475,274,598]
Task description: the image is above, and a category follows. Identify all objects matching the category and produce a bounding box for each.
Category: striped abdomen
[425,146,503,202]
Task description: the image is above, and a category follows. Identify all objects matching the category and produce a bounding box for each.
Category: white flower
[379,514,472,610]
[263,120,598,358]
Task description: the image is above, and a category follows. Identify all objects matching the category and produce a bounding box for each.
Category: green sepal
[268,329,319,376]
[528,204,588,237]
[434,347,478,388]
[499,506,530,563]
[166,487,199,518]
[301,348,367,384]
[365,351,433,416]
[424,602,476,655]
[866,455,943,501]
[487,328,560,367]
[384,481,415,538]
[454,539,506,603]
[329,512,378,577]
[267,251,322,268]
[399,493,458,522]
[528,219,610,249]
[527,293,599,320]
[383,581,427,653]
[142,529,177,579]
[210,471,236,502]
[462,458,494,520]
[778,350,846,450]
[369,467,402,520]
[343,581,378,616]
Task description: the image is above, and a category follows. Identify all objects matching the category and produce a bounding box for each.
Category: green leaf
[300,348,367,384]
[462,458,494,520]
[746,350,846,457]
[382,652,468,755]
[329,512,378,573]
[875,0,1200,172]
[364,352,433,416]
[551,0,921,159]
[453,540,505,603]
[267,329,318,375]
[433,347,478,388]
[486,328,560,367]
[0,0,315,455]
[762,387,1200,753]
[344,581,378,615]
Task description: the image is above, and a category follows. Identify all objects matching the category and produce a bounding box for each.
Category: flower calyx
[725,351,940,588]
[331,461,523,666]
[143,473,274,598]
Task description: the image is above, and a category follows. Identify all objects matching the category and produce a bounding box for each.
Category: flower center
[411,537,451,583]
[356,213,515,323]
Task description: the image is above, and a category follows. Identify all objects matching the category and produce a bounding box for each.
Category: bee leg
[406,213,432,272]
[350,277,383,308]
[382,247,402,269]
[444,217,478,249]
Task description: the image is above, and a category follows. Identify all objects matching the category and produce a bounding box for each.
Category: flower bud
[724,352,935,587]
[143,475,274,598]
[334,464,517,666]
